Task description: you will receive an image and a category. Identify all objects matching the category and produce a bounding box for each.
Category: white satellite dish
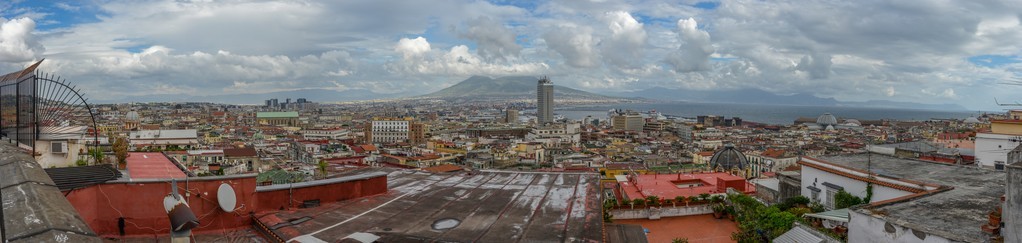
[217,183,237,212]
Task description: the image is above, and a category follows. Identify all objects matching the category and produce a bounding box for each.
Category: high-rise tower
[537,76,554,124]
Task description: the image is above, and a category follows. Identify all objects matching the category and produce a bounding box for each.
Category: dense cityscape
[2,1,1022,243]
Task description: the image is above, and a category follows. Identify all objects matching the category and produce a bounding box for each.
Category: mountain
[93,88,403,104]
[612,87,839,106]
[841,100,968,111]
[419,76,624,100]
[612,87,967,110]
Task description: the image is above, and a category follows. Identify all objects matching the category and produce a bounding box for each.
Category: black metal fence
[0,60,99,155]
[0,69,37,149]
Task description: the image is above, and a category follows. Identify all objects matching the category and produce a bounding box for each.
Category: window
[825,188,837,209]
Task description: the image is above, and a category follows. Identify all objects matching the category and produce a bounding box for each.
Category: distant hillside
[612,87,839,106]
[93,88,405,104]
[419,76,623,100]
[612,87,967,110]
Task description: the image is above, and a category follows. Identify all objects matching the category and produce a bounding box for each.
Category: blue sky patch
[969,55,1020,68]
[694,1,721,10]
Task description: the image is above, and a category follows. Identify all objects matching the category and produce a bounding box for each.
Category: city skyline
[0,0,1019,110]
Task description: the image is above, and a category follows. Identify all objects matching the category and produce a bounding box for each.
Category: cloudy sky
[1,0,1020,110]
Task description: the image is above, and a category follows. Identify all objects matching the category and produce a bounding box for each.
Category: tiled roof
[224,147,257,157]
[798,157,931,194]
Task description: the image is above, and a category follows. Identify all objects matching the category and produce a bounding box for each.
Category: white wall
[866,145,896,156]
[35,140,84,168]
[800,165,914,208]
[975,133,1017,168]
[848,210,951,243]
[611,205,712,219]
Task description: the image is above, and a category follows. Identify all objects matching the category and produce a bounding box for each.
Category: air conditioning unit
[51,141,66,154]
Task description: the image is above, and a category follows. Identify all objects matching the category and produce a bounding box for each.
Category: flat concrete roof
[260,169,603,242]
[819,153,1004,242]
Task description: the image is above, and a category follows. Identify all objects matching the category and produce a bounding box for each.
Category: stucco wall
[848,210,951,243]
[975,133,1017,168]
[1005,162,1022,242]
[800,166,913,208]
[611,205,712,220]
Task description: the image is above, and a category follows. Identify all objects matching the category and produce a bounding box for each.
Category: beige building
[611,113,644,132]
[256,112,300,126]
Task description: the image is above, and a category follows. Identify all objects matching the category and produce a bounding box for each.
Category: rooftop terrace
[818,153,1004,242]
[259,169,603,242]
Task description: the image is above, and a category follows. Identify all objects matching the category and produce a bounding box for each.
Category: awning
[773,226,825,243]
[804,208,849,222]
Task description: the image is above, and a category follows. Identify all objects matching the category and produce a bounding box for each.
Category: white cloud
[0,17,43,63]
[395,37,431,60]
[601,11,647,68]
[664,17,713,73]
[459,16,522,61]
[1,0,1019,109]
[543,24,600,68]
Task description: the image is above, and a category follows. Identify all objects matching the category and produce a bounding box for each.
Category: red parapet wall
[64,173,388,238]
[255,175,388,211]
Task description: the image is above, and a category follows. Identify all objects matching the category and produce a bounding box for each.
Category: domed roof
[710,144,748,170]
[817,113,838,126]
[825,125,835,131]
[125,111,140,121]
[964,117,980,124]
[842,119,861,126]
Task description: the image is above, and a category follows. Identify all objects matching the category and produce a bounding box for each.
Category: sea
[557,102,979,125]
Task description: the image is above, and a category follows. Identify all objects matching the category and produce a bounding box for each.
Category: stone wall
[1005,162,1021,242]
[0,143,100,242]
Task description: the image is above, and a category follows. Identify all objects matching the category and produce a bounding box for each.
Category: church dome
[817,113,838,126]
[842,119,861,126]
[709,144,748,171]
[964,117,980,124]
[125,111,140,121]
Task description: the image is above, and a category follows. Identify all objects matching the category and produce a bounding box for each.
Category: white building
[801,153,1004,242]
[528,122,580,146]
[371,119,410,144]
[302,128,350,140]
[975,119,1022,170]
[128,129,199,150]
[799,156,932,210]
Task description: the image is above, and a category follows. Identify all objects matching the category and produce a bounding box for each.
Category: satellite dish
[217,183,238,212]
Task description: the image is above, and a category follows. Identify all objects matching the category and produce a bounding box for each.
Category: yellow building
[599,162,650,181]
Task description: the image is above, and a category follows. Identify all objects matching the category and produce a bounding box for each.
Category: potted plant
[726,205,736,221]
[712,203,726,219]
[711,195,724,204]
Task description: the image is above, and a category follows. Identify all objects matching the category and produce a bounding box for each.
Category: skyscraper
[537,76,553,124]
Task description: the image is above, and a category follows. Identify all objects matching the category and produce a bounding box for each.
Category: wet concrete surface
[261,169,603,242]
